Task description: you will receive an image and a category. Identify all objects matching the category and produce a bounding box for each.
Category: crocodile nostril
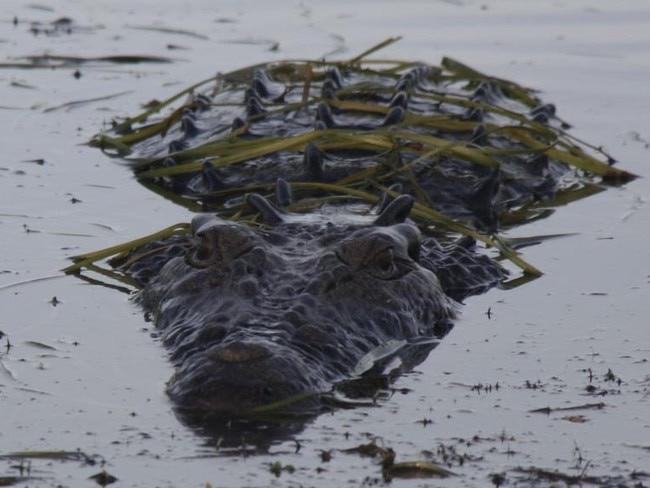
[262,387,274,398]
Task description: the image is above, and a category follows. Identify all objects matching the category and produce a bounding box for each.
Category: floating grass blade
[247,390,323,416]
[491,235,542,276]
[348,37,402,65]
[90,73,222,139]
[441,56,540,106]
[63,222,189,275]
[384,461,457,480]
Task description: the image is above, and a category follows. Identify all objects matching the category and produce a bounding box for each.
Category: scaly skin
[129,64,565,233]
[124,195,504,416]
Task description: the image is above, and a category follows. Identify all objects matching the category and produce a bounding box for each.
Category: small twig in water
[529,402,605,414]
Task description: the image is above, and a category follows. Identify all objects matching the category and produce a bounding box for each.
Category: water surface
[1,1,648,486]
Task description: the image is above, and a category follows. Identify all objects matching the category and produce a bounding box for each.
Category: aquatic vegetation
[72,38,634,280]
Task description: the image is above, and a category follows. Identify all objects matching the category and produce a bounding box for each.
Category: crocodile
[85,53,632,425]
[109,60,596,233]
[119,189,505,418]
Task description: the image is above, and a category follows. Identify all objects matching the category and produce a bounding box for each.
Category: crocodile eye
[262,386,274,398]
[338,233,411,280]
[367,245,417,281]
[369,248,397,279]
[186,217,257,269]
[191,237,214,266]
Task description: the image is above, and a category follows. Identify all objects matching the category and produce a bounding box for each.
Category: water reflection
[171,340,444,450]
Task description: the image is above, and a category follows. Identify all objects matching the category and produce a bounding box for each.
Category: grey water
[1,1,649,486]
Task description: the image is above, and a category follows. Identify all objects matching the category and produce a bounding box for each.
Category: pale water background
[0,1,649,486]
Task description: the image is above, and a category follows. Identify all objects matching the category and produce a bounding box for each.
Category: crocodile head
[134,193,490,417]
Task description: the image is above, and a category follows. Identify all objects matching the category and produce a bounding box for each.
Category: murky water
[1,1,649,486]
